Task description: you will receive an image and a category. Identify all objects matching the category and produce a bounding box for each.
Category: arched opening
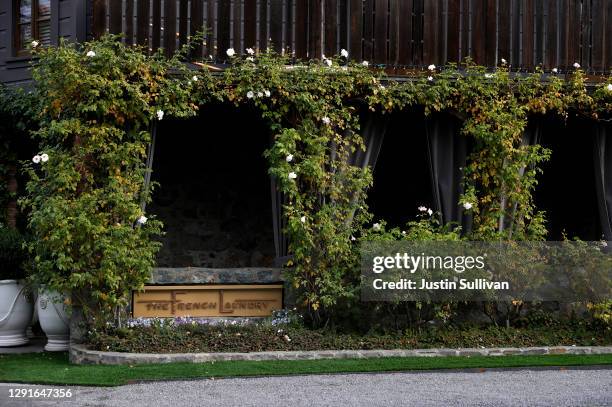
[535,116,601,240]
[367,109,435,227]
[149,104,276,268]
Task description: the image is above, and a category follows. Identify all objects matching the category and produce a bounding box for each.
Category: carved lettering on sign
[132,285,283,318]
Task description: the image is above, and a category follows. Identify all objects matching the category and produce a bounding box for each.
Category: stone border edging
[69,344,612,365]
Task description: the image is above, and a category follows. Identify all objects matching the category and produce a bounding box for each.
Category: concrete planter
[0,280,34,347]
[37,289,70,351]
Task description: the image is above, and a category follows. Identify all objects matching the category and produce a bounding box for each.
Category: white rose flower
[300,216,306,223]
[324,58,332,67]
[156,110,164,120]
[607,84,612,92]
[286,154,294,162]
[552,68,558,74]
[246,56,254,62]
[191,75,198,82]
[573,62,581,69]
[226,48,236,57]
[136,215,148,225]
[31,40,39,48]
[418,206,428,212]
[264,90,271,97]
[362,61,369,67]
[501,58,507,64]
[372,223,381,231]
[428,64,436,71]
[427,76,434,82]
[32,155,41,164]
[401,231,406,236]
[246,91,254,99]
[288,172,297,180]
[246,48,255,55]
[602,241,608,247]
[322,116,331,125]
[40,153,49,163]
[340,49,349,58]
[463,202,473,210]
[427,209,433,216]
[86,50,96,57]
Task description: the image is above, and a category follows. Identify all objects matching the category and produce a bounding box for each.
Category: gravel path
[2,368,611,407]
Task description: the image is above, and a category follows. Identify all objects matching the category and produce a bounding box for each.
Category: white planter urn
[37,290,70,351]
[0,280,34,347]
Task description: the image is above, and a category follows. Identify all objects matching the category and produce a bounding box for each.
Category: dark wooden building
[1,0,611,85]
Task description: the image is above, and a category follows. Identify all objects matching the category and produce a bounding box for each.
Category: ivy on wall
[11,36,612,327]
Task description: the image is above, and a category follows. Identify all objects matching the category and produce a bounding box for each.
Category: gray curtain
[425,113,468,229]
[349,110,390,169]
[594,122,612,241]
[140,123,157,212]
[271,176,290,267]
[346,110,390,225]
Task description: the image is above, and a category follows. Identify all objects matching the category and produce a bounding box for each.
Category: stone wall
[149,105,276,268]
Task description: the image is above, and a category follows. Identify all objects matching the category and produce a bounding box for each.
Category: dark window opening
[15,0,51,54]
[535,116,602,240]
[149,104,276,268]
[367,109,434,228]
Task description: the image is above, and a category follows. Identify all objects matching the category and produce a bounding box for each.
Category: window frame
[14,0,51,56]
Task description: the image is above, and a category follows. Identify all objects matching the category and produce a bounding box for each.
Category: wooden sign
[132,285,283,318]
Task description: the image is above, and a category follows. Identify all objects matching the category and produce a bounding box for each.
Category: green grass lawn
[0,352,611,387]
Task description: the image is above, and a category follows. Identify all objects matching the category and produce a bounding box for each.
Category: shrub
[0,225,27,280]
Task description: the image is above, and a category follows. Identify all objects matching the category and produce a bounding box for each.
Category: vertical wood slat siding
[522,0,535,69]
[388,0,399,65]
[324,0,337,57]
[412,0,424,66]
[545,0,558,69]
[109,0,123,34]
[349,0,363,61]
[244,0,258,50]
[362,0,373,61]
[606,0,612,71]
[178,0,188,48]
[190,0,203,57]
[233,0,243,54]
[270,0,283,53]
[125,0,135,45]
[90,0,610,73]
[447,0,461,63]
[591,0,604,71]
[206,0,216,57]
[136,0,150,47]
[217,0,231,59]
[471,0,485,65]
[498,0,511,65]
[164,0,176,56]
[373,0,387,63]
[91,0,106,38]
[294,0,308,58]
[580,0,590,68]
[308,0,322,58]
[484,0,496,67]
[260,0,269,52]
[151,0,161,51]
[423,0,440,66]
